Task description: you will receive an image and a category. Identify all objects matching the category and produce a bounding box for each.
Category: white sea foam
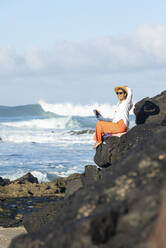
[49,167,83,178]
[0,126,94,144]
[39,100,116,117]
[31,171,49,182]
[0,117,80,130]
[2,170,30,182]
[2,170,49,183]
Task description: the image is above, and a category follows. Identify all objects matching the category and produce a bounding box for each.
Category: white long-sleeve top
[112,87,133,128]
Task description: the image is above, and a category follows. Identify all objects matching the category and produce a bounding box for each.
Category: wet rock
[0,173,68,199]
[13,172,38,184]
[0,168,103,228]
[0,197,60,228]
[0,177,10,186]
[69,129,94,135]
[0,174,68,227]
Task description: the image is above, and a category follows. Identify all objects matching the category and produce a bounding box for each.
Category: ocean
[0,101,136,182]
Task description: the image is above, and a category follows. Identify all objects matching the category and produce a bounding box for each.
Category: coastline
[1,90,166,248]
[0,173,67,228]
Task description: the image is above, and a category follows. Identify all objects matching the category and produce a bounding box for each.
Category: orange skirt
[94,119,127,143]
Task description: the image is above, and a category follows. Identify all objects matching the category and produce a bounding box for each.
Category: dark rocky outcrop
[23,199,66,233]
[94,122,166,167]
[0,169,101,228]
[13,172,38,184]
[0,176,10,186]
[0,173,68,199]
[64,166,102,198]
[8,90,166,248]
[9,130,166,248]
[21,166,102,233]
[64,173,83,198]
[0,173,67,227]
[0,197,60,228]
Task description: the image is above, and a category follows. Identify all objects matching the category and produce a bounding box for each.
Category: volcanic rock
[64,173,83,198]
[0,173,68,227]
[0,177,10,186]
[13,173,38,184]
[94,122,166,167]
[9,129,166,248]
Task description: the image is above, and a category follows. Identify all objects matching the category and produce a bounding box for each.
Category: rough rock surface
[9,90,166,248]
[0,175,66,199]
[0,169,101,228]
[13,173,38,184]
[0,174,67,227]
[10,130,166,248]
[64,173,83,198]
[0,177,10,186]
[94,122,166,167]
[22,166,102,233]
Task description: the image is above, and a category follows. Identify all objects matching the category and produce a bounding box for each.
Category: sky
[0,0,166,106]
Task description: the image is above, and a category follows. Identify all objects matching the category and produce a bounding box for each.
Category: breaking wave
[38,100,117,117]
[0,101,135,130]
[1,116,90,129]
[0,101,117,118]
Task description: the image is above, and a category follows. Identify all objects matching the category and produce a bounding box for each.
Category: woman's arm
[93,109,112,121]
[125,87,133,107]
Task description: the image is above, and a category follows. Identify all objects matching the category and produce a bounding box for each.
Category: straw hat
[114,86,128,95]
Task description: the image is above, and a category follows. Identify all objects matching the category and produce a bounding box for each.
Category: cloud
[1,24,166,78]
[0,46,19,74]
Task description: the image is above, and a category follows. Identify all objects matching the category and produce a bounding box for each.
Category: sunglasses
[116,91,124,95]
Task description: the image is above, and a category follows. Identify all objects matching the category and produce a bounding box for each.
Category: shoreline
[0,172,67,228]
[0,226,26,248]
[1,90,166,247]
[9,89,166,248]
[0,171,87,228]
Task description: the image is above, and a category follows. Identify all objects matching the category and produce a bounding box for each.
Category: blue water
[0,103,136,182]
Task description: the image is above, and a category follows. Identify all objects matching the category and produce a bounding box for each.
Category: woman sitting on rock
[93,86,133,149]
